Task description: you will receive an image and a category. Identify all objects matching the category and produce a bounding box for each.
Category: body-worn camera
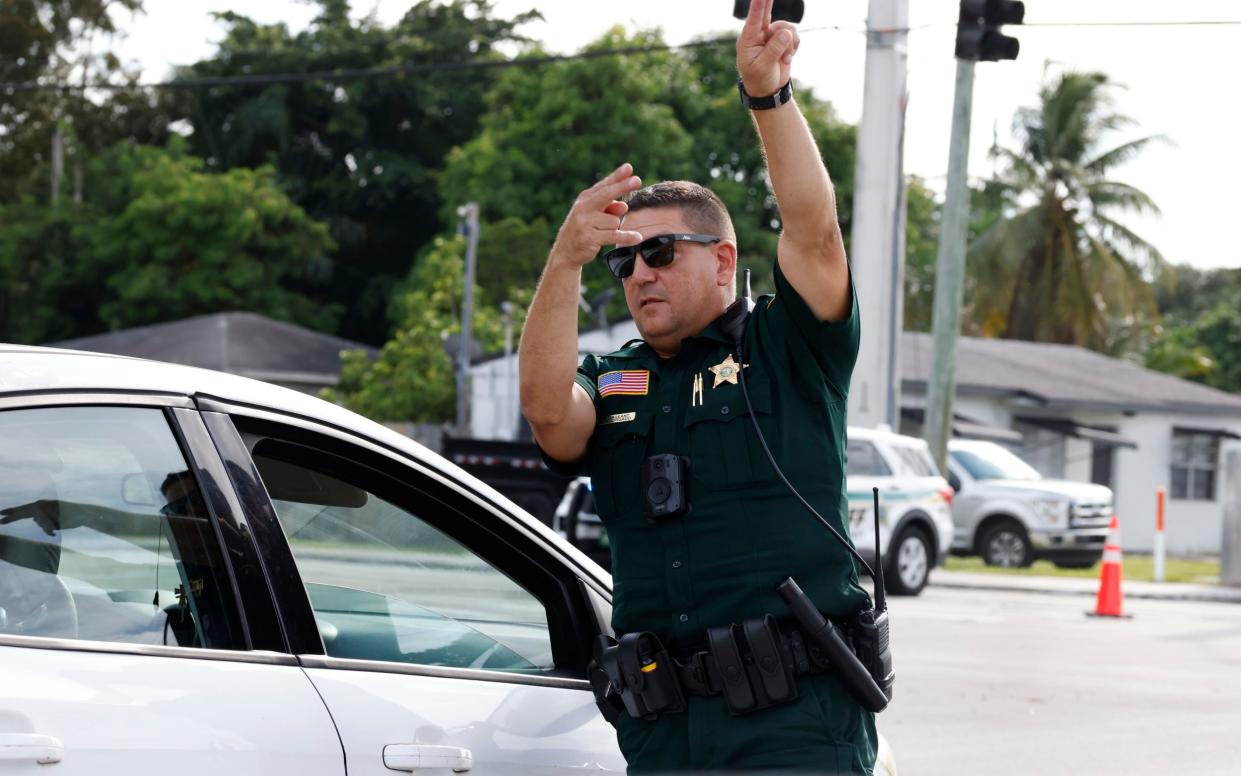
[643,454,691,521]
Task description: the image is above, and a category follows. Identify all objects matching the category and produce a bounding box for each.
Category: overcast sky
[118,0,1240,271]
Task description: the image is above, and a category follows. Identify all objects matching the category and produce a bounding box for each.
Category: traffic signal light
[955,0,1024,62]
[733,0,805,24]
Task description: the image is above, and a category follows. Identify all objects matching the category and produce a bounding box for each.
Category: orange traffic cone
[1089,515,1127,618]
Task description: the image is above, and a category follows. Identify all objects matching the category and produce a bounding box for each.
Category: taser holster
[597,632,686,721]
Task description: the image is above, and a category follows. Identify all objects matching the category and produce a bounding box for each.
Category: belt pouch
[742,615,798,706]
[707,625,756,714]
[617,632,685,719]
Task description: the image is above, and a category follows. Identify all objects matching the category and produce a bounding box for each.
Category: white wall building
[471,322,1241,556]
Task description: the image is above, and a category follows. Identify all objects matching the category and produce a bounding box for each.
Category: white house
[470,321,1241,556]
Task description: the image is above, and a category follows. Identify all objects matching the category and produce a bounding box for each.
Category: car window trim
[0,633,298,666]
[0,391,195,411]
[166,407,286,652]
[297,654,592,692]
[198,410,323,655]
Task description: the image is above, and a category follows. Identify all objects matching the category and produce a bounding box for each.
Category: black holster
[596,632,686,721]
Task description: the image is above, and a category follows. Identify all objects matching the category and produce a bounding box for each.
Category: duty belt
[592,614,833,721]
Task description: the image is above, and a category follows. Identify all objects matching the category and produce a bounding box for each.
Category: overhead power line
[2,32,764,94]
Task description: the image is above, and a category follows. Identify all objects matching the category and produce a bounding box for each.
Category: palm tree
[967,69,1166,352]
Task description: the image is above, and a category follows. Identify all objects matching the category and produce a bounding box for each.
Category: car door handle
[383,744,473,772]
[0,733,64,764]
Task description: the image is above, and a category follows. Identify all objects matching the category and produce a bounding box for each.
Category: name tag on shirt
[602,412,637,425]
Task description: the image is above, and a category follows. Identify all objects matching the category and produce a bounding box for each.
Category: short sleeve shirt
[544,260,868,652]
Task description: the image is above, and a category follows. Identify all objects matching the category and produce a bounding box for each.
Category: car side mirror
[947,472,962,493]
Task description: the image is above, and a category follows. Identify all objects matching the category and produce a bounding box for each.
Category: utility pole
[925,0,1024,473]
[1223,443,1241,586]
[500,300,516,439]
[924,57,975,474]
[51,123,65,205]
[455,203,480,435]
[847,0,910,432]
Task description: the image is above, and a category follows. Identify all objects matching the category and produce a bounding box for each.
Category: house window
[1090,443,1115,489]
[1170,430,1219,501]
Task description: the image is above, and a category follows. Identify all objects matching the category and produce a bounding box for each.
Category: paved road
[880,583,1241,775]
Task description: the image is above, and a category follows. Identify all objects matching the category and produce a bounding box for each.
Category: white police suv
[845,426,955,596]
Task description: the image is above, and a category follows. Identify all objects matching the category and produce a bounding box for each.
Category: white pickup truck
[946,439,1114,568]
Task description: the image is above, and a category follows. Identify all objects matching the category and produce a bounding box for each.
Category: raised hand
[551,163,644,268]
[737,0,801,97]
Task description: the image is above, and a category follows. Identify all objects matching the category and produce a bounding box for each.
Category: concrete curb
[930,569,1241,605]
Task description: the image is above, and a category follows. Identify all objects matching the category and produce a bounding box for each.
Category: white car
[0,345,896,776]
[555,426,953,597]
[845,426,955,596]
[0,345,622,774]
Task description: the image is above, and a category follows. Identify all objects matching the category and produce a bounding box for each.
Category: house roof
[49,312,377,387]
[901,332,1241,414]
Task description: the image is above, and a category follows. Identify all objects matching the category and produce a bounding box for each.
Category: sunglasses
[601,233,721,280]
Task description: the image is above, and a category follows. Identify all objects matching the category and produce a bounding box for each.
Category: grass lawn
[944,555,1221,585]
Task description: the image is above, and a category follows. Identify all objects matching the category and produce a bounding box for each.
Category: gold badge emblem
[708,354,746,389]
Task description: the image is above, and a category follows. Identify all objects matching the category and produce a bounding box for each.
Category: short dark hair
[625,181,736,243]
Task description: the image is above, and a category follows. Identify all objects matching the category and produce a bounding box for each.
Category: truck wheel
[887,527,931,596]
[980,521,1032,568]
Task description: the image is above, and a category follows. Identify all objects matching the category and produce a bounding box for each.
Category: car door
[197,403,625,775]
[0,398,343,775]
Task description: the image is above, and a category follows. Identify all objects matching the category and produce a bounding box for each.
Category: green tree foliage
[968,69,1165,352]
[903,178,939,332]
[90,142,339,331]
[0,141,338,343]
[0,0,165,204]
[327,235,524,422]
[0,201,94,343]
[168,0,539,343]
[1145,265,1241,392]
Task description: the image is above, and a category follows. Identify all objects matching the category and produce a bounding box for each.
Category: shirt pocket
[682,375,773,490]
[590,410,654,519]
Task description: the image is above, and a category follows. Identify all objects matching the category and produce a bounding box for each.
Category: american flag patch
[598,370,650,397]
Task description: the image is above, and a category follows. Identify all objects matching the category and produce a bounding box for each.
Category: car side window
[248,439,554,674]
[894,446,938,477]
[0,406,245,650]
[847,440,892,477]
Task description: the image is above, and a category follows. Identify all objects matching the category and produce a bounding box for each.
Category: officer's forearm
[519,254,585,426]
[751,98,843,248]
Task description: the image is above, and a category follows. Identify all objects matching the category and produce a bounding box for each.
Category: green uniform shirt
[550,259,868,652]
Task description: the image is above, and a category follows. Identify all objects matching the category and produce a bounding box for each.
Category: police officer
[520,1,876,771]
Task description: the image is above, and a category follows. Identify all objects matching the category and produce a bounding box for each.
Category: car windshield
[951,446,1042,481]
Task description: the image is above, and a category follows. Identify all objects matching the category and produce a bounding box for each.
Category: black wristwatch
[737,78,793,110]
